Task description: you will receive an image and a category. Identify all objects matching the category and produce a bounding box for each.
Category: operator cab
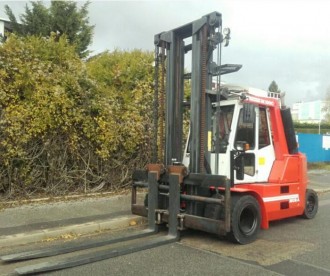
[183,85,276,184]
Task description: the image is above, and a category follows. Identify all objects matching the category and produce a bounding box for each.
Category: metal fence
[297,133,330,162]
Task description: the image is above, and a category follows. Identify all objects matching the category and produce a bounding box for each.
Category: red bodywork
[229,94,307,229]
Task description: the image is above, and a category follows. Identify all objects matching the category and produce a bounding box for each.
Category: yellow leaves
[83,50,154,160]
[0,35,86,162]
[0,35,155,195]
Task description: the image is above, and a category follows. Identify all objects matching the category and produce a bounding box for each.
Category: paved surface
[0,193,147,248]
[0,170,329,248]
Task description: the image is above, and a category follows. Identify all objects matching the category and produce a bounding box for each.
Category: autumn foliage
[0,35,154,199]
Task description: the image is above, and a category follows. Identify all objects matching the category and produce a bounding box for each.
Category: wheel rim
[306,195,316,214]
[239,205,257,236]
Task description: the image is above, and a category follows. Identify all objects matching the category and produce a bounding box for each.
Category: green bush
[86,50,154,158]
[0,35,154,199]
[294,122,330,134]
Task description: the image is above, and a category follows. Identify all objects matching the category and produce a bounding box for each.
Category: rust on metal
[131,204,148,217]
[159,42,166,163]
[146,163,165,180]
[167,165,188,183]
[184,214,227,236]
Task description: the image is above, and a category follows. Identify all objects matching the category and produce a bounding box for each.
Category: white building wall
[293,100,328,123]
[0,20,4,37]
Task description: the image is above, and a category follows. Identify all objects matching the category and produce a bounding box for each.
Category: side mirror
[235,154,245,180]
[230,150,245,184]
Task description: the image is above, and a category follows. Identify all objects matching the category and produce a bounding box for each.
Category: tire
[228,195,261,244]
[302,189,318,219]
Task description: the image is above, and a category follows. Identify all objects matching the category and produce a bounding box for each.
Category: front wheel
[228,195,261,244]
[302,189,318,219]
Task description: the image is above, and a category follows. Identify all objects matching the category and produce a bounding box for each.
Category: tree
[0,34,95,196]
[268,80,281,93]
[323,87,330,123]
[86,50,154,158]
[0,36,154,198]
[5,1,94,57]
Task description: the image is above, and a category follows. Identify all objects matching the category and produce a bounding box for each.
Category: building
[291,100,329,123]
[0,18,13,40]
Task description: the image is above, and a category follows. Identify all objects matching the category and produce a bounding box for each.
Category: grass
[307,162,330,171]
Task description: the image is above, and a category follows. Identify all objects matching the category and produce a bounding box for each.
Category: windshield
[212,105,235,153]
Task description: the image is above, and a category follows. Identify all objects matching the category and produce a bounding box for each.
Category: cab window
[259,108,270,149]
[235,106,256,176]
[212,105,234,153]
[235,108,255,150]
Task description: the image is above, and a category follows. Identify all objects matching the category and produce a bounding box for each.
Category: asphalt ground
[0,170,329,248]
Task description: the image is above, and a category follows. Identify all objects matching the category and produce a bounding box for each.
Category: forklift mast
[154,12,235,173]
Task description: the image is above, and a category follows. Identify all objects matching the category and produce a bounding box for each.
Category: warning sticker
[259,157,265,165]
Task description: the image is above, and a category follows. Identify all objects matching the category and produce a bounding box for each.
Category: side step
[1,173,181,275]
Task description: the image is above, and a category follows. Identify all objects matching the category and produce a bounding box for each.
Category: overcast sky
[1,0,329,106]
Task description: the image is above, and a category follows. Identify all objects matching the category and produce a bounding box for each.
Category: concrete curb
[315,188,330,194]
[0,215,146,248]
[0,187,328,249]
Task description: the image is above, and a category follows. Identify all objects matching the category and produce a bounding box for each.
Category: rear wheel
[228,195,261,244]
[302,189,318,219]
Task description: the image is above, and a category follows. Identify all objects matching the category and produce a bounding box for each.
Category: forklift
[131,10,318,244]
[1,11,318,274]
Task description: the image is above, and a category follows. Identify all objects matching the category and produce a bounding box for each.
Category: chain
[158,42,166,163]
[200,24,208,173]
[214,25,223,175]
[152,45,159,163]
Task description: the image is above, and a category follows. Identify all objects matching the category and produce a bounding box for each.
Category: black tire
[302,189,318,219]
[228,195,261,244]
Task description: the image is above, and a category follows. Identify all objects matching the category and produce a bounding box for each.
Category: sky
[1,0,330,107]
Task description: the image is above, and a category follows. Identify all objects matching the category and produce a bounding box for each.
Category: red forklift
[1,11,318,274]
[132,10,318,244]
